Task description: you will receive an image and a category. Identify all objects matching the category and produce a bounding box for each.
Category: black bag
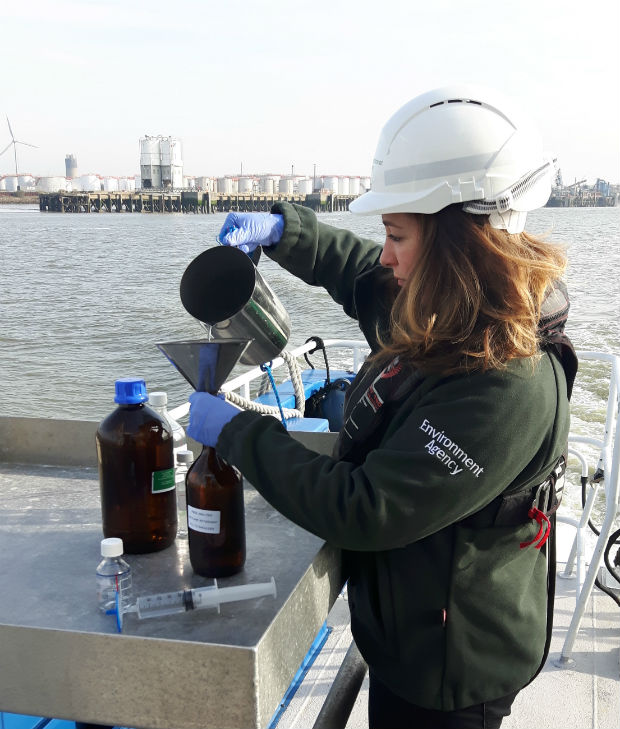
[303,337,351,431]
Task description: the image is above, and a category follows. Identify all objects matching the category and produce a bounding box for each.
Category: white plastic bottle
[96,537,132,613]
[149,391,187,481]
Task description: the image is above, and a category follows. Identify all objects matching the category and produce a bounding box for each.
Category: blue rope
[260,362,287,428]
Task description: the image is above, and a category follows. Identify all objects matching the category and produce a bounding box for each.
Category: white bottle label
[187,505,221,534]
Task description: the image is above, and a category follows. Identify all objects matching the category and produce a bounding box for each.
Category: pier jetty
[38,190,359,214]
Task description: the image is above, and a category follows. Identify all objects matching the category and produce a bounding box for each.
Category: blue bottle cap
[114,378,148,404]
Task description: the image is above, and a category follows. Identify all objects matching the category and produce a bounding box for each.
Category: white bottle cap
[149,391,167,406]
[101,537,124,557]
[177,450,194,465]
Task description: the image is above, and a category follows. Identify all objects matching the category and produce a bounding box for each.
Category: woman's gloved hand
[217,212,284,254]
[187,392,242,448]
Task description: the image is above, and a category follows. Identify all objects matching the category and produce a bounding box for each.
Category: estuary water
[0,205,618,438]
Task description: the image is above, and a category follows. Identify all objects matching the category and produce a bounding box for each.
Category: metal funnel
[156,339,252,393]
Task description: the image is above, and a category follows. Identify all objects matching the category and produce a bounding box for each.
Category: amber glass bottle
[186,445,246,577]
[96,378,177,554]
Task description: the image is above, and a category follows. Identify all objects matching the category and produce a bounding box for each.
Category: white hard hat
[350,85,554,233]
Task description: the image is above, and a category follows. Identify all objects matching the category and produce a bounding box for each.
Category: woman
[187,85,574,729]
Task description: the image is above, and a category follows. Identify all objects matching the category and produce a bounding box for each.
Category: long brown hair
[376,205,567,374]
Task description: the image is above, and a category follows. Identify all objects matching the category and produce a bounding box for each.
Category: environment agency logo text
[419,418,484,478]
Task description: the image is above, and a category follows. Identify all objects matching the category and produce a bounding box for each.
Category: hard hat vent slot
[430,98,483,109]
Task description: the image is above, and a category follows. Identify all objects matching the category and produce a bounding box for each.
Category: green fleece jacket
[216,203,570,711]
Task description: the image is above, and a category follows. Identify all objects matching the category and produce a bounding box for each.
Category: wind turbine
[0,116,38,189]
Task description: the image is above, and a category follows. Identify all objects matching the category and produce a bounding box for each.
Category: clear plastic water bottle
[149,391,187,482]
[96,537,132,614]
[175,449,194,538]
[176,449,194,483]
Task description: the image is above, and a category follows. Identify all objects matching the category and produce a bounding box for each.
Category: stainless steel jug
[179,246,291,366]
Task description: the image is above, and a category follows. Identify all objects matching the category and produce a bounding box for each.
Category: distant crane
[0,116,38,189]
[555,167,563,188]
[566,179,587,189]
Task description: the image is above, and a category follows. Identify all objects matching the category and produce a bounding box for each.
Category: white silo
[217,177,233,194]
[297,178,313,195]
[259,175,280,194]
[323,176,339,192]
[338,177,350,195]
[160,136,183,188]
[79,174,102,191]
[18,175,36,190]
[140,136,162,188]
[36,176,67,192]
[279,177,295,194]
[259,176,273,194]
[349,177,360,195]
[103,177,119,192]
[238,177,254,193]
[4,176,18,192]
[0,177,6,191]
[65,154,78,179]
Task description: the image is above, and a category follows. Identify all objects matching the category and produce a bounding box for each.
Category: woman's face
[379,214,423,286]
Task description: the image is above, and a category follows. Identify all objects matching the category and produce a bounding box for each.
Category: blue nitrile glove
[217,212,284,254]
[187,392,242,448]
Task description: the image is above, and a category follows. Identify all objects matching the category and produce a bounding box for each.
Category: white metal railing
[559,350,620,663]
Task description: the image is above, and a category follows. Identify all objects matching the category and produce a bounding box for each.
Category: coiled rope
[223,350,305,421]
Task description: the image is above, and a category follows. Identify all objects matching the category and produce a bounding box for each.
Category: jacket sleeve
[216,357,567,552]
[265,202,383,320]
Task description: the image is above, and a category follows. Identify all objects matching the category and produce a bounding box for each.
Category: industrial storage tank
[196,176,215,191]
[18,175,36,190]
[4,176,18,192]
[238,177,254,193]
[279,177,295,194]
[65,154,78,179]
[322,176,339,192]
[36,176,67,192]
[118,177,136,191]
[103,177,119,192]
[78,174,102,191]
[160,137,183,188]
[140,135,163,188]
[0,177,6,191]
[297,178,313,195]
[259,175,280,194]
[140,137,160,166]
[348,177,360,195]
[338,177,350,195]
[217,177,233,194]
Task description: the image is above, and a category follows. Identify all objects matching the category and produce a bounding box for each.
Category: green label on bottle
[152,468,176,493]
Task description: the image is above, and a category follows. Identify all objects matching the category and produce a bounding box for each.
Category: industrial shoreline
[1,190,617,210]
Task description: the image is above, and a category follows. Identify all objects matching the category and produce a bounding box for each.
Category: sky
[0,0,619,185]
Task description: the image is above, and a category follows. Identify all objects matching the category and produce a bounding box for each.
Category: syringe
[111,577,276,632]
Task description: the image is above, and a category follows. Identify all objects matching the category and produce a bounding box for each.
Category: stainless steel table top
[0,417,342,729]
